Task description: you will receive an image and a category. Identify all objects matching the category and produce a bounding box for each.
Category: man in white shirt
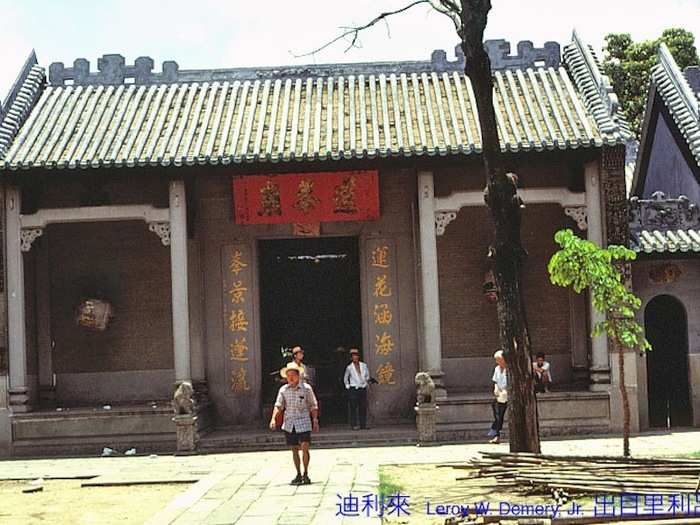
[343,348,370,430]
[533,352,552,393]
[488,350,508,444]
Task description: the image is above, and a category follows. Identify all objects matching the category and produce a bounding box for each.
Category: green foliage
[378,470,404,499]
[548,229,651,352]
[603,28,699,137]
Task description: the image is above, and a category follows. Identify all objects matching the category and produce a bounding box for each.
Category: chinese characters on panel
[232,171,379,225]
[223,245,254,395]
[367,240,400,386]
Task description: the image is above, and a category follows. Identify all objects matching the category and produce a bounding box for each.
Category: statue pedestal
[173,415,198,452]
[415,404,438,444]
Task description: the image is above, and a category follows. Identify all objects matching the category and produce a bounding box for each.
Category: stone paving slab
[82,475,201,486]
[3,430,700,523]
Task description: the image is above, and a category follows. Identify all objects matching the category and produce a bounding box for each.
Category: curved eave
[632,229,700,254]
[0,137,619,172]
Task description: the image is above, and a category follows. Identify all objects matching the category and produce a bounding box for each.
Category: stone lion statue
[415,372,435,406]
[172,381,195,415]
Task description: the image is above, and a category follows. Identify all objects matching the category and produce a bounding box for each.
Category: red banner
[233,171,380,224]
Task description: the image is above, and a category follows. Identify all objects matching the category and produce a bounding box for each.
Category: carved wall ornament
[564,206,588,230]
[648,263,683,284]
[172,381,196,415]
[75,298,114,331]
[20,228,43,252]
[629,192,700,233]
[483,271,498,302]
[415,372,436,406]
[601,146,628,246]
[148,222,171,246]
[435,212,457,236]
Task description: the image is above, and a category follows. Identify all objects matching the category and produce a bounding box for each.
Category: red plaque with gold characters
[232,171,379,224]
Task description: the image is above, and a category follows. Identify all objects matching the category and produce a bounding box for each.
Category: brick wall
[434,153,581,197]
[437,203,572,359]
[48,221,173,373]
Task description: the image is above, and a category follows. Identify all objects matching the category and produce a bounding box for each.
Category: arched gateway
[644,295,692,428]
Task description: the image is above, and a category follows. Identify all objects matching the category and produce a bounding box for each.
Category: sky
[2,0,700,102]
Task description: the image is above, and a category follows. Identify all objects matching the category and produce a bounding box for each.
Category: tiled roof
[0,37,630,171]
[563,31,632,141]
[632,229,700,253]
[0,52,45,160]
[651,44,700,167]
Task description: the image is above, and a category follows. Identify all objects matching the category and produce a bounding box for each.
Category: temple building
[0,33,632,456]
[627,44,700,431]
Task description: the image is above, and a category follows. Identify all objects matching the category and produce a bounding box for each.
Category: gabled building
[628,44,700,431]
[0,32,631,456]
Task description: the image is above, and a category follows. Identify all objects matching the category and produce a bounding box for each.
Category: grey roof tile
[0,36,630,171]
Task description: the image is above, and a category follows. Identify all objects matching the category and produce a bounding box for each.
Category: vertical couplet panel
[221,244,260,418]
[365,238,403,420]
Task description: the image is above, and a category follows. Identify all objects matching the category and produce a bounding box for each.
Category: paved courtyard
[0,430,699,524]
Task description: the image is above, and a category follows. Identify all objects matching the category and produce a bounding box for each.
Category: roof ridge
[46,41,564,87]
[658,43,699,120]
[651,43,700,167]
[0,51,45,160]
[562,30,632,144]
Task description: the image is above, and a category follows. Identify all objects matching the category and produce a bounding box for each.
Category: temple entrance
[645,295,692,428]
[259,236,362,424]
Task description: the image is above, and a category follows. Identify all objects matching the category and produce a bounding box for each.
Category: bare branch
[291,0,430,58]
[428,0,462,34]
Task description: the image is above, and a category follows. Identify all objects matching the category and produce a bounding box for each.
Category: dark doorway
[259,237,362,424]
[645,295,692,428]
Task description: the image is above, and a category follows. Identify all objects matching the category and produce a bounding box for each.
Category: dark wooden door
[645,295,692,428]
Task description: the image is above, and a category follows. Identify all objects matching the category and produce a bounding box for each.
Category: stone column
[417,171,446,399]
[601,145,637,430]
[170,181,191,384]
[415,404,438,444]
[173,414,199,452]
[36,238,55,405]
[584,161,610,389]
[5,186,31,411]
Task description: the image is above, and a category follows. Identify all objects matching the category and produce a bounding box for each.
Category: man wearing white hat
[280,346,316,388]
[270,362,319,485]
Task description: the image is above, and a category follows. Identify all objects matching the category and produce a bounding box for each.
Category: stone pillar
[5,186,31,411]
[417,171,446,399]
[415,404,438,444]
[584,161,610,389]
[569,290,590,386]
[601,145,636,430]
[173,414,198,452]
[36,238,55,406]
[170,181,191,384]
[0,185,10,454]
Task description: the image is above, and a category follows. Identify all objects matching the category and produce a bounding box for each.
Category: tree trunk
[460,0,540,453]
[618,342,631,456]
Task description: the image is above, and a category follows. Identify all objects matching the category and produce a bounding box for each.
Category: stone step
[11,433,176,458]
[199,425,418,452]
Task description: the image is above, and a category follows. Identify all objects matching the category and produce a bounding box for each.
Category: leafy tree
[548,229,651,457]
[603,28,699,137]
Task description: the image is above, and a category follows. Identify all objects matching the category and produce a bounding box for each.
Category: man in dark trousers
[487,350,508,444]
[343,348,370,430]
[270,362,319,485]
